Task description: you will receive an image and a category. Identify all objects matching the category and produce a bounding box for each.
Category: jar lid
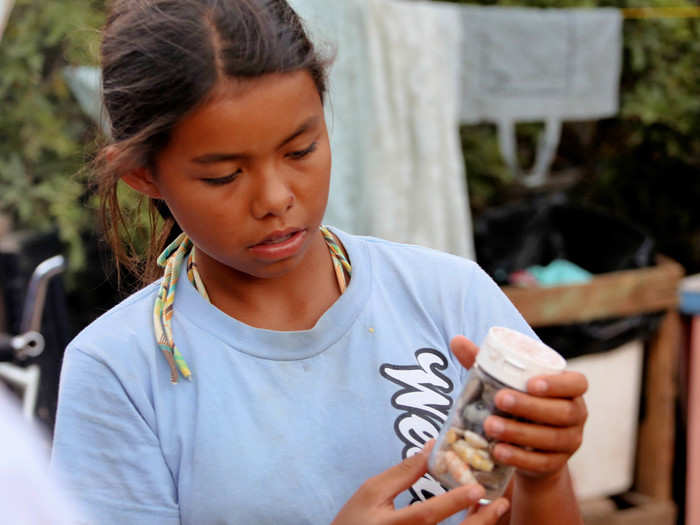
[476,326,566,391]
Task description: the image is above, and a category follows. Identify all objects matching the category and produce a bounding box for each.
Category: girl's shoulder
[66,280,162,364]
[335,228,481,278]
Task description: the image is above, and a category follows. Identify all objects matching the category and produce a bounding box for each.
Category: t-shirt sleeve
[464,262,537,341]
[456,262,539,384]
[51,346,180,525]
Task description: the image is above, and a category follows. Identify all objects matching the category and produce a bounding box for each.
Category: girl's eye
[286,141,318,160]
[202,170,241,186]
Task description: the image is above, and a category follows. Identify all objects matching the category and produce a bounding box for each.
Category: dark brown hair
[95,0,328,285]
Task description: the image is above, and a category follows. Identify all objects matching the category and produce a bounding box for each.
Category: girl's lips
[248,229,307,260]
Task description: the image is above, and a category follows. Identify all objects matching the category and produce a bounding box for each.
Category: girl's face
[145,71,331,280]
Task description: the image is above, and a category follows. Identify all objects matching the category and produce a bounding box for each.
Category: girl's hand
[450,335,588,481]
[331,440,510,525]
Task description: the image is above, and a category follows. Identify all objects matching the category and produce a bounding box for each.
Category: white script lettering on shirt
[380,348,454,502]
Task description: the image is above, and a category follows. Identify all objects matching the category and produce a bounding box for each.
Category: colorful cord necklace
[153,226,351,383]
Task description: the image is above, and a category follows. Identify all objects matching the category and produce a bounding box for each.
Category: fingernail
[533,379,548,394]
[495,499,510,517]
[486,418,505,436]
[466,484,484,500]
[500,392,515,409]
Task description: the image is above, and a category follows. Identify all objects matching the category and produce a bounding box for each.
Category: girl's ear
[121,167,163,199]
[104,144,163,199]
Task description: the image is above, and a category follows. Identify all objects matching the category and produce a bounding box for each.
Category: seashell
[451,440,495,472]
[433,451,449,475]
[473,468,506,491]
[446,428,459,445]
[461,377,483,405]
[443,450,477,485]
[462,401,490,427]
[462,430,489,450]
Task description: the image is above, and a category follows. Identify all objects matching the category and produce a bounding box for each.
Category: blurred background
[0,0,698,524]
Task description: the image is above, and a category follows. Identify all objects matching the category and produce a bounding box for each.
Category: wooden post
[635,309,682,500]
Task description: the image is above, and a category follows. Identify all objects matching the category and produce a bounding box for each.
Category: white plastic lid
[476,326,567,391]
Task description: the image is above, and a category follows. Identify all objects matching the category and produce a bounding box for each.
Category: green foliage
[0,0,104,272]
[443,0,700,272]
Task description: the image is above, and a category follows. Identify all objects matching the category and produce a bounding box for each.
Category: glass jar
[428,326,567,504]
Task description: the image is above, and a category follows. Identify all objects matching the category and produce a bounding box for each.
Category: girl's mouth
[248,229,307,260]
[260,232,295,245]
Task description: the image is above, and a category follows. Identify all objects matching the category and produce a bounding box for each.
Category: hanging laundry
[457,6,623,186]
[0,0,14,41]
[289,0,474,258]
[63,67,110,136]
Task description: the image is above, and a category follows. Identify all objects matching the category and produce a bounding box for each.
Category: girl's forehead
[201,71,320,120]
[165,71,324,157]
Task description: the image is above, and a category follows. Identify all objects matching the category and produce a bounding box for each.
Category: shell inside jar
[433,376,503,489]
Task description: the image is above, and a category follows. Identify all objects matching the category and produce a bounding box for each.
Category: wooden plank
[685,316,700,524]
[582,494,676,525]
[502,256,684,327]
[634,310,681,500]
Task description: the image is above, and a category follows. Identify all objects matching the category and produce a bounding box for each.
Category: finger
[361,441,435,501]
[484,415,583,453]
[460,498,510,525]
[450,336,479,370]
[490,443,570,476]
[527,371,588,398]
[390,483,485,525]
[493,390,588,427]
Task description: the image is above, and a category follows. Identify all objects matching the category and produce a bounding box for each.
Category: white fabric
[458,6,622,185]
[0,363,40,420]
[63,66,110,135]
[290,0,474,258]
[0,0,13,41]
[0,385,79,524]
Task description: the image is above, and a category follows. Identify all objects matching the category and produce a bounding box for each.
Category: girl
[51,1,588,524]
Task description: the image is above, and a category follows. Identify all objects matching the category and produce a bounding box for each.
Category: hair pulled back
[96,0,328,285]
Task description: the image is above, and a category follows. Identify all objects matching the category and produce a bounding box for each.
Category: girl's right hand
[331,441,510,525]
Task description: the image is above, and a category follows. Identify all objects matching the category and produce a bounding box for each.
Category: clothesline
[621,6,700,19]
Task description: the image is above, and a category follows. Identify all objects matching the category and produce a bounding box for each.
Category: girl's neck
[193,230,343,331]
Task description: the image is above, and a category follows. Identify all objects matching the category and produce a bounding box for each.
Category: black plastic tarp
[474,194,662,359]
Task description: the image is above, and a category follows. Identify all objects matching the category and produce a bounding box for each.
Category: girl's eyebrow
[190,115,320,164]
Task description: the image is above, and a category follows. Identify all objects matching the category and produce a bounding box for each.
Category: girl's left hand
[451,335,588,481]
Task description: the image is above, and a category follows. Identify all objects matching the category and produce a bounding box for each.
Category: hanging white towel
[290,0,474,258]
[63,66,110,135]
[0,0,14,41]
[458,6,623,185]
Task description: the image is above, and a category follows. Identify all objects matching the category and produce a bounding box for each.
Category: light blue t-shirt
[51,229,535,524]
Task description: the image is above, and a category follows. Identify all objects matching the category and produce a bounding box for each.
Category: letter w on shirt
[380,348,454,502]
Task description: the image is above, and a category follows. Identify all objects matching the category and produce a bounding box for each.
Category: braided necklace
[153,226,351,383]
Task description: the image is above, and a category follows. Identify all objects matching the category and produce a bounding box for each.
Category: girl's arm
[508,466,581,525]
[51,346,180,525]
[490,467,581,525]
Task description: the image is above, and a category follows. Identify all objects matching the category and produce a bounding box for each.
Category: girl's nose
[250,168,294,219]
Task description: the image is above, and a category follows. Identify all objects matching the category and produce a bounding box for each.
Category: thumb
[451,336,479,370]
